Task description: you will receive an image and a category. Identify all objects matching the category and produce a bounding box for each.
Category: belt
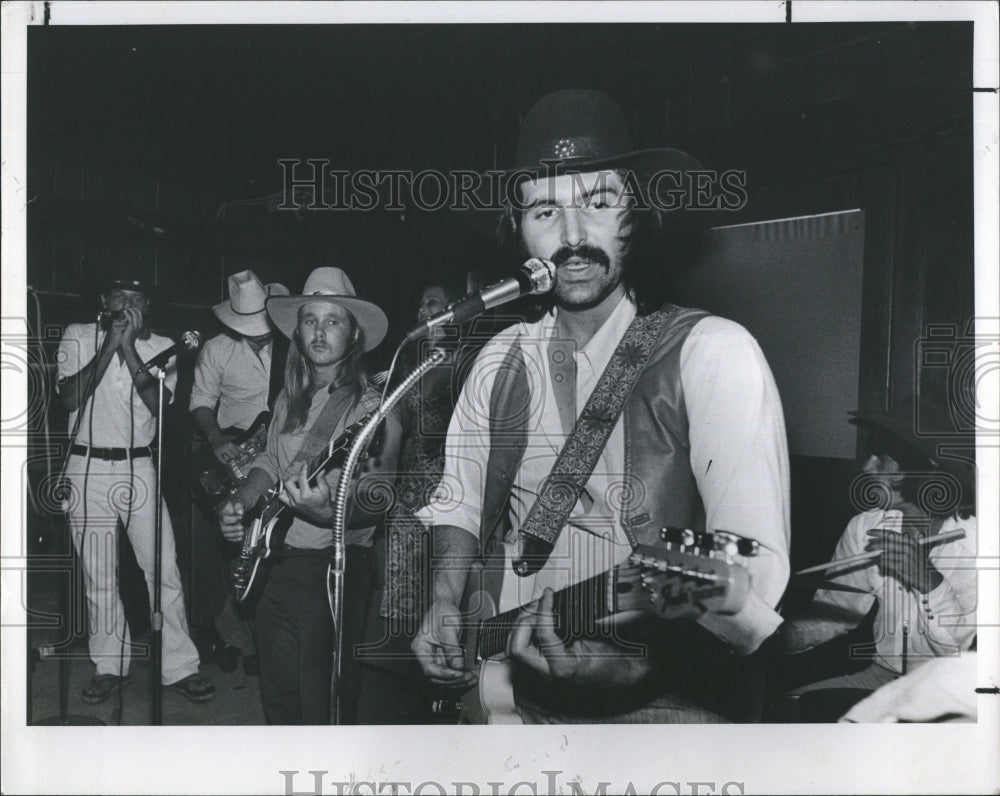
[70,444,153,461]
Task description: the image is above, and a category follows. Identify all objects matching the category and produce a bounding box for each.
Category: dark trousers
[256,545,374,725]
[189,498,256,653]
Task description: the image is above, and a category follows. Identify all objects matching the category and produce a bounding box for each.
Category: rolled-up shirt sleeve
[190,337,223,413]
[56,323,88,388]
[682,317,791,653]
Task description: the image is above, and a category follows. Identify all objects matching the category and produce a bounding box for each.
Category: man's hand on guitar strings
[280,462,335,524]
[508,588,653,688]
[412,600,477,689]
[217,497,246,543]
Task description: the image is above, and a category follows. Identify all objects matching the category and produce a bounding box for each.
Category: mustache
[551,245,611,270]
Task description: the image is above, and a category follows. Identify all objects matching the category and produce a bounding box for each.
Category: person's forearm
[121,342,165,415]
[431,525,477,607]
[235,468,276,510]
[191,406,223,442]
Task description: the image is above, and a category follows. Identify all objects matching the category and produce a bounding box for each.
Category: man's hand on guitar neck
[508,588,653,688]
[279,461,335,525]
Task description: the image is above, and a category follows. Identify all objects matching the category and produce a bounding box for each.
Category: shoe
[168,673,216,703]
[242,654,259,677]
[82,674,129,704]
[215,644,239,673]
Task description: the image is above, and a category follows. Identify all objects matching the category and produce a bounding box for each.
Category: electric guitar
[189,411,270,517]
[446,529,757,724]
[232,414,378,605]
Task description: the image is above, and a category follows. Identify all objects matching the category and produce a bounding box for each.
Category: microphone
[405,258,556,342]
[138,331,202,374]
[98,309,125,330]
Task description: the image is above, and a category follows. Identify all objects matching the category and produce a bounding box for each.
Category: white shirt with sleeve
[812,510,978,672]
[420,294,790,653]
[189,333,272,431]
[56,322,177,448]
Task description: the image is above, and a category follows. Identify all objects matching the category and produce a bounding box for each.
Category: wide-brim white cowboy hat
[213,270,289,337]
[265,267,388,351]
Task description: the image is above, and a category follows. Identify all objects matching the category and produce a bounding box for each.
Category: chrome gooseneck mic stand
[327,346,446,724]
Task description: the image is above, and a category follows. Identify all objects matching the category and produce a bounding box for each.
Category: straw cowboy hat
[265,267,388,351]
[213,270,289,337]
[460,89,706,239]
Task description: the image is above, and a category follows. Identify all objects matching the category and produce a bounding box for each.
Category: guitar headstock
[613,544,750,619]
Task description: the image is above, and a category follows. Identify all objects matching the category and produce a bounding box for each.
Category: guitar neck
[251,416,370,528]
[475,571,611,661]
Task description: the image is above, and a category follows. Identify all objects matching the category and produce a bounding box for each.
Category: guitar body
[458,588,522,725]
[233,511,293,605]
[190,411,271,516]
[231,414,377,604]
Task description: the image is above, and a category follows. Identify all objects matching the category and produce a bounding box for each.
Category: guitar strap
[512,305,681,577]
[267,335,290,412]
[290,383,359,467]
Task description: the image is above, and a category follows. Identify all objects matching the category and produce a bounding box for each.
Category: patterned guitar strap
[513,304,681,576]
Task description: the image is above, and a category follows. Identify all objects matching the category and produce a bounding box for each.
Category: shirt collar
[537,293,637,358]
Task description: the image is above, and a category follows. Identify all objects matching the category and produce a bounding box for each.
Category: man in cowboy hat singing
[189,270,289,676]
[216,267,401,724]
[413,89,790,722]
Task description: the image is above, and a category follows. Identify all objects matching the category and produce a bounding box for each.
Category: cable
[378,338,408,409]
[114,381,137,725]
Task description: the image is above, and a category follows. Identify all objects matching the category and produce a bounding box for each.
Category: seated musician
[188,269,288,675]
[411,90,791,723]
[780,403,977,700]
[217,267,401,724]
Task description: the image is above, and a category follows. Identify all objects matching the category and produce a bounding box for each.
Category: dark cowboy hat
[848,397,974,468]
[457,89,706,239]
[511,88,702,180]
[97,265,156,299]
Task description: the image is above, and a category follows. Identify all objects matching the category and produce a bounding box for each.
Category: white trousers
[66,454,200,684]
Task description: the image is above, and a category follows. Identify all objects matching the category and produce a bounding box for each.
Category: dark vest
[478,303,710,560]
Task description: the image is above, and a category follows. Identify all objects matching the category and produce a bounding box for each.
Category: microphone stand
[327,346,447,724]
[151,369,166,725]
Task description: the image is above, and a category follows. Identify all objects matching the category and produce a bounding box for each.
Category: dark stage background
[24,23,974,633]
